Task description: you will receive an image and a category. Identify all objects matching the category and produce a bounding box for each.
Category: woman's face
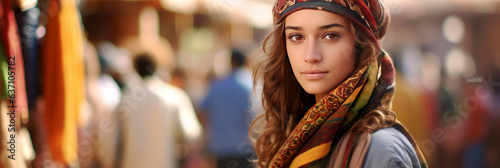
[285,9,356,102]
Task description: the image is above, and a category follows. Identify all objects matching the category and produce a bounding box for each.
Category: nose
[304,39,322,63]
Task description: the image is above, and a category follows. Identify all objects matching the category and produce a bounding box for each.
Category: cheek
[286,44,302,73]
[327,44,356,67]
[342,46,356,65]
[339,41,356,64]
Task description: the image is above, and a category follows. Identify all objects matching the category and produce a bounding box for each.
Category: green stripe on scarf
[342,59,378,128]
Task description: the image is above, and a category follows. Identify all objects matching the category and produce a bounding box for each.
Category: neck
[315,93,327,103]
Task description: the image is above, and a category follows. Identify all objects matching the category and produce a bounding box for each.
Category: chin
[303,87,329,95]
[300,81,339,97]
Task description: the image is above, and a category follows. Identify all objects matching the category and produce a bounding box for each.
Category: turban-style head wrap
[273,0,390,45]
[267,1,429,168]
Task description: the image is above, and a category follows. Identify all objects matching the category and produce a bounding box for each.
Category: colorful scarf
[268,1,427,167]
[269,53,427,168]
[273,0,390,45]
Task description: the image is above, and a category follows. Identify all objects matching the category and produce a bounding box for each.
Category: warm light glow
[401,46,423,86]
[213,49,231,78]
[160,0,198,14]
[442,15,465,44]
[421,52,441,91]
[445,47,476,78]
[247,2,273,28]
[205,0,273,29]
[139,7,159,43]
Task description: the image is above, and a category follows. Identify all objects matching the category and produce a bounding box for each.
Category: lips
[302,69,328,79]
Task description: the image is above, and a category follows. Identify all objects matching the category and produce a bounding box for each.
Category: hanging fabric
[0,0,29,128]
[15,5,40,112]
[40,0,85,165]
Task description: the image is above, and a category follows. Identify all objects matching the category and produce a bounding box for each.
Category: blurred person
[460,84,491,168]
[75,41,129,168]
[97,42,137,90]
[79,40,102,167]
[249,0,428,167]
[75,40,124,168]
[120,7,175,82]
[116,53,202,168]
[199,50,255,168]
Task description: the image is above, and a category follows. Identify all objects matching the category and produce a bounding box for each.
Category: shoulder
[147,78,192,104]
[363,127,421,168]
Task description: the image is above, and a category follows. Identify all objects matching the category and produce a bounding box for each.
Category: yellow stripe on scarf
[290,141,332,168]
[288,75,369,168]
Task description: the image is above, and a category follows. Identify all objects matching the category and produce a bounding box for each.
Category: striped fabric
[268,1,427,167]
[273,0,391,46]
[269,54,428,168]
[269,57,373,168]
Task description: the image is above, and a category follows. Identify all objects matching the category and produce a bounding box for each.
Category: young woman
[249,0,428,167]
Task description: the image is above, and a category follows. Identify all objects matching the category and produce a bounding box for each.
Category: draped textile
[40,0,85,165]
[273,0,391,46]
[269,53,427,168]
[268,1,426,167]
[15,7,40,111]
[0,0,29,125]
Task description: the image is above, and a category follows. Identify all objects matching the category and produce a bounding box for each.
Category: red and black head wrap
[273,0,390,46]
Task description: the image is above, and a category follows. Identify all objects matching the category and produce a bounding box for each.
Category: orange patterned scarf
[269,53,427,168]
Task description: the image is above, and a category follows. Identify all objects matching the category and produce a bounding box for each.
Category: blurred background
[1,0,499,167]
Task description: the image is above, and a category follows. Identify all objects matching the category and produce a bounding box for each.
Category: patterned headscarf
[273,0,390,45]
[268,52,428,167]
[267,1,428,168]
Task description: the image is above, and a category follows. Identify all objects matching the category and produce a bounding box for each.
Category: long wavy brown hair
[249,20,396,167]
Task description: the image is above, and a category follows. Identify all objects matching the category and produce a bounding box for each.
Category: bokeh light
[442,15,465,44]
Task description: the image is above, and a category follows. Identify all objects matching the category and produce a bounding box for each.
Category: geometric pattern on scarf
[269,53,428,168]
[273,0,391,44]
[269,58,372,167]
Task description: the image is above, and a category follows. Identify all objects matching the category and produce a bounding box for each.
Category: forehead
[284,9,350,27]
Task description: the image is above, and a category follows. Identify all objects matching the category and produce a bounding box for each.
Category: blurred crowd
[0,0,499,168]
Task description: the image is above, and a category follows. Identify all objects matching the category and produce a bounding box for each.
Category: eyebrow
[319,23,345,29]
[284,23,346,31]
